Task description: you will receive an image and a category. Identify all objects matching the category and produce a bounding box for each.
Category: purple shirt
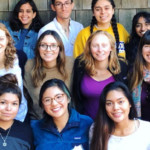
[141,81,150,121]
[81,73,115,119]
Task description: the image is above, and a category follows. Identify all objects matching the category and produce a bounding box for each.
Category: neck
[145,63,150,71]
[0,55,5,69]
[53,111,69,132]
[94,59,109,70]
[96,22,111,30]
[0,120,14,130]
[43,60,57,69]
[114,119,136,136]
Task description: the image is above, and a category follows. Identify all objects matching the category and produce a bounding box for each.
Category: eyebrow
[106,97,124,101]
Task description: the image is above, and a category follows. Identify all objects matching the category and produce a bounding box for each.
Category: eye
[0,37,5,41]
[51,44,57,49]
[0,101,6,105]
[136,24,141,28]
[12,102,19,106]
[118,100,124,104]
[106,102,112,106]
[26,10,32,13]
[146,23,150,26]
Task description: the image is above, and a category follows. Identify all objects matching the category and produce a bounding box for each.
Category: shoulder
[70,20,83,28]
[72,109,93,125]
[25,59,35,71]
[66,56,74,64]
[139,119,150,129]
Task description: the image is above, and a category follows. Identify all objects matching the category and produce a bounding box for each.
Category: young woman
[72,30,128,120]
[24,30,74,120]
[0,74,34,149]
[90,81,150,150]
[31,78,93,150]
[73,0,129,59]
[0,0,43,76]
[126,11,150,68]
[0,23,27,122]
[128,30,150,121]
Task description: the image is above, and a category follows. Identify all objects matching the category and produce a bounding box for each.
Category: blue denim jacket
[31,108,93,150]
[1,21,37,59]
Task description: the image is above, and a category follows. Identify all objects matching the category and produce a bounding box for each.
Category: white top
[38,18,83,56]
[0,57,27,122]
[108,120,150,150]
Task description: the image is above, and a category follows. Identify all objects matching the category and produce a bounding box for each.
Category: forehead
[0,29,6,36]
[43,86,63,96]
[95,0,112,7]
[20,3,32,9]
[106,89,126,100]
[54,0,71,3]
[91,34,110,43]
[41,35,57,43]
[0,93,19,102]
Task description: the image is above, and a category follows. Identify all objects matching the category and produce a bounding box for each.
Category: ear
[71,2,74,9]
[33,12,36,19]
[51,4,56,12]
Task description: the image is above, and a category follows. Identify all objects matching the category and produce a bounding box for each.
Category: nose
[101,8,105,14]
[6,104,12,111]
[51,99,58,106]
[141,24,146,31]
[113,103,119,110]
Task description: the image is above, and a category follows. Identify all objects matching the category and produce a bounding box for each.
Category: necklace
[0,122,13,147]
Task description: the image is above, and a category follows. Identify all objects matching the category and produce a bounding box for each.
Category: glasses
[54,1,72,8]
[39,44,59,51]
[42,94,64,105]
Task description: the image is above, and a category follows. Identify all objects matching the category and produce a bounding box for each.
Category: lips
[112,112,122,118]
[51,107,61,113]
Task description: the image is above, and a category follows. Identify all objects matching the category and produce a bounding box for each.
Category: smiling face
[105,90,131,124]
[39,35,60,67]
[51,0,74,22]
[42,86,69,120]
[0,93,19,123]
[90,33,112,62]
[93,0,114,26]
[142,44,150,66]
[18,2,36,29]
[135,17,150,37]
[0,29,8,57]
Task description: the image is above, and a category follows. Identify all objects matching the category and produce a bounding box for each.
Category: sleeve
[13,58,28,122]
[73,29,86,58]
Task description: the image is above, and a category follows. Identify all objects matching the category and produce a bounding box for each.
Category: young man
[38,0,83,56]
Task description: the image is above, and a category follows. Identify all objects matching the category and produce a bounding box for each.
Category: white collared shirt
[38,18,83,56]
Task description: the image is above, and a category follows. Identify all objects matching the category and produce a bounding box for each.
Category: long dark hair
[126,11,150,65]
[9,0,43,32]
[129,30,150,91]
[32,30,67,87]
[90,0,120,53]
[90,81,137,150]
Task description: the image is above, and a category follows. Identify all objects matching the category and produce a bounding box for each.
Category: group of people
[0,0,150,149]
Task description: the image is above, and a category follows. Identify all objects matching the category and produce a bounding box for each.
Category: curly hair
[9,0,43,32]
[90,0,120,53]
[0,23,16,69]
[80,30,120,76]
[32,30,67,87]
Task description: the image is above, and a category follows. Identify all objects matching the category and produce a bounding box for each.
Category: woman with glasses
[24,30,74,120]
[128,30,150,122]
[31,78,93,150]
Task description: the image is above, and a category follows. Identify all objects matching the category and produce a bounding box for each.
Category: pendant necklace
[0,122,13,147]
